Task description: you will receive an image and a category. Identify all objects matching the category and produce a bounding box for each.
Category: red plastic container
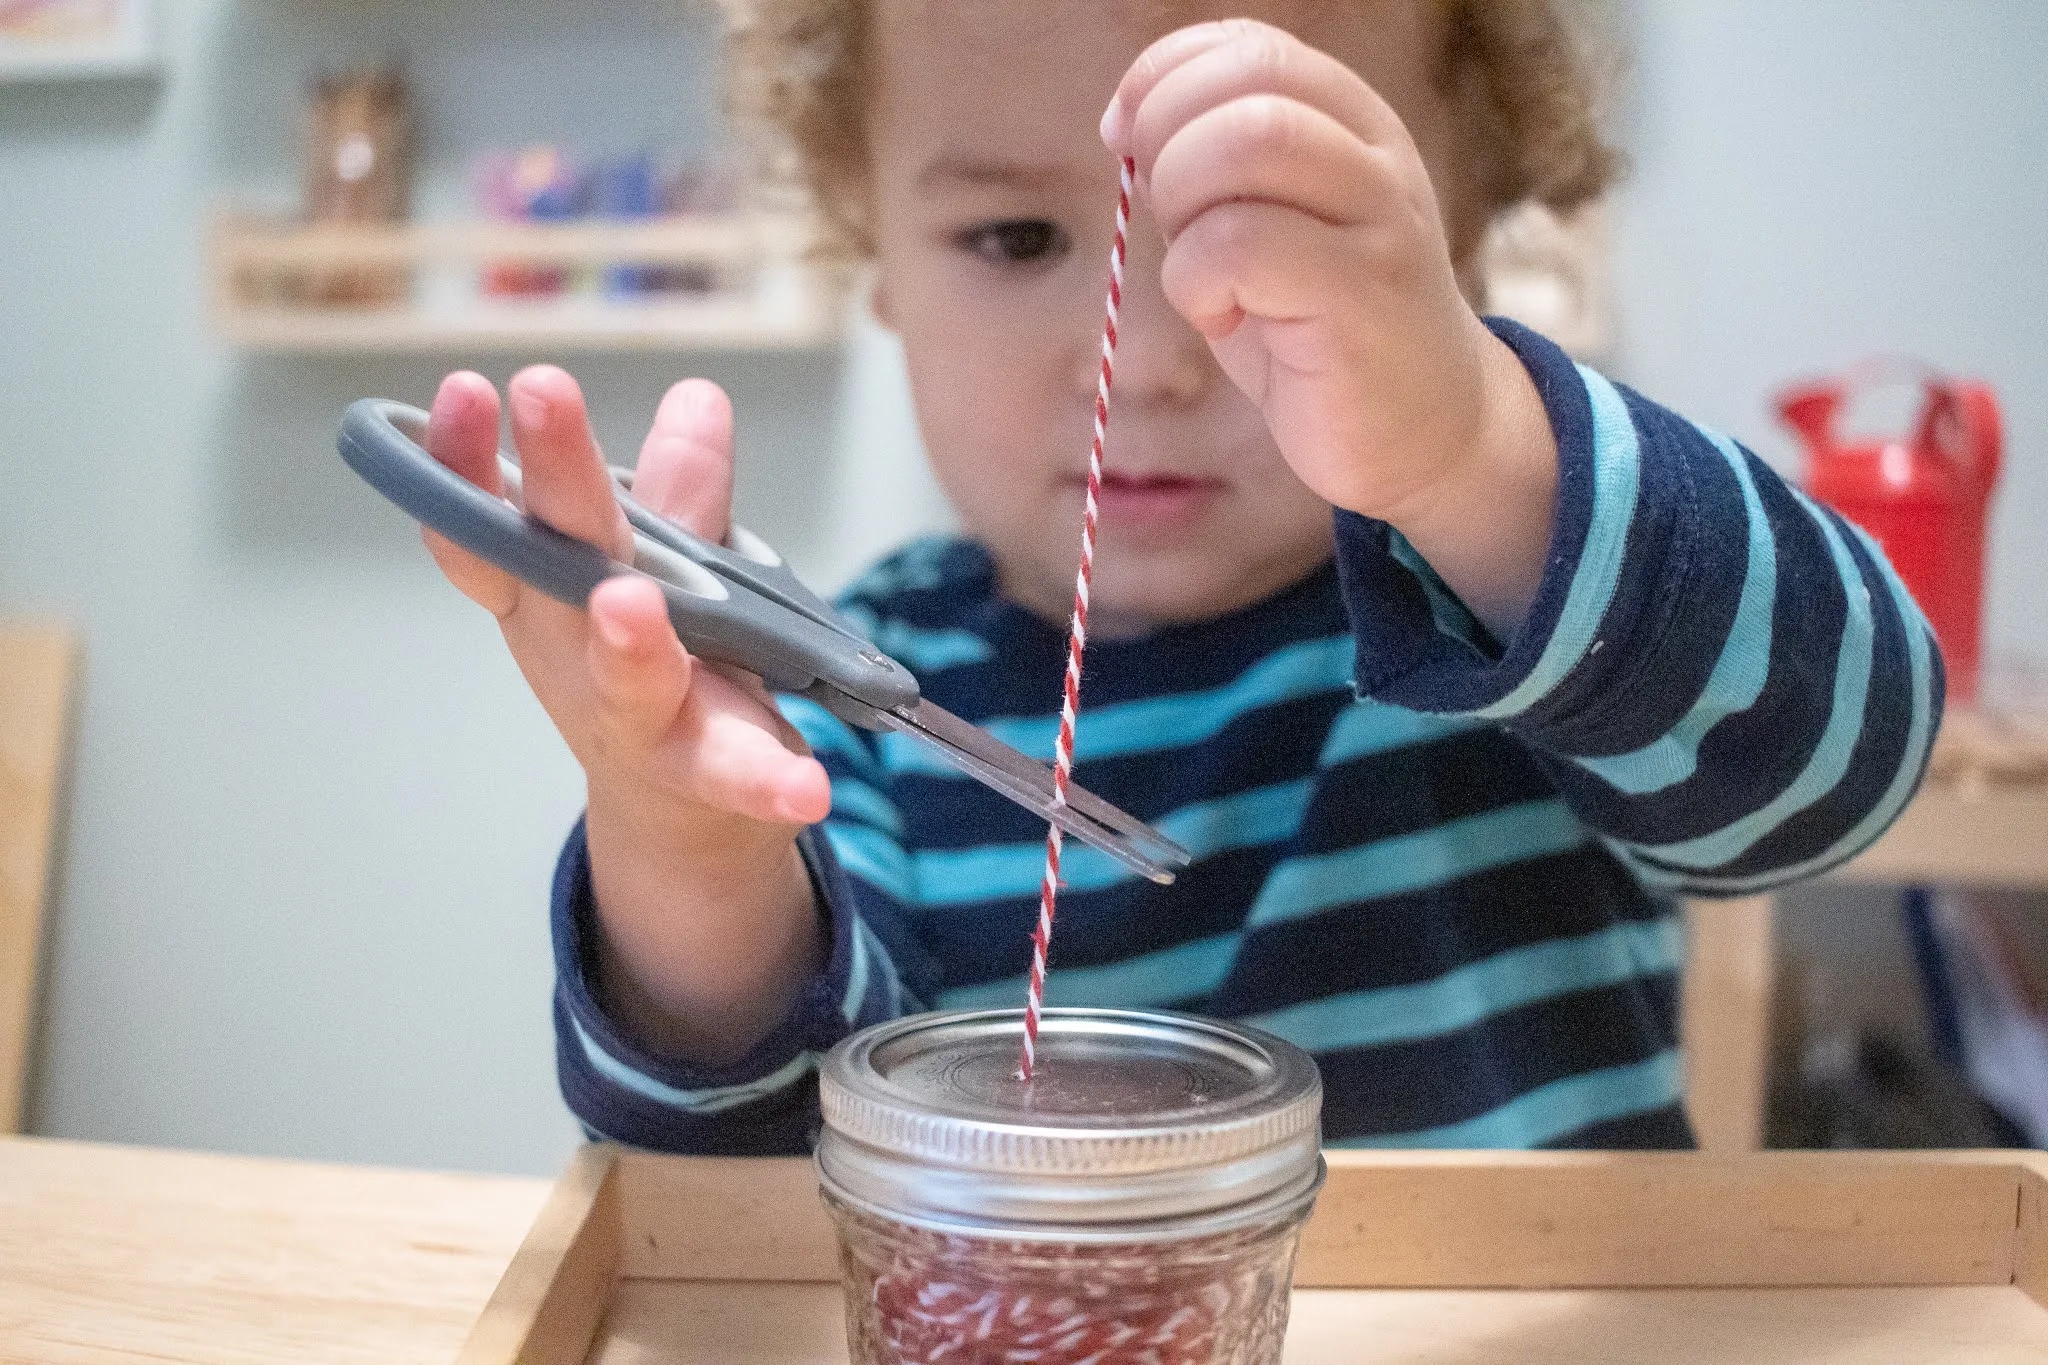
[1778,362,2002,702]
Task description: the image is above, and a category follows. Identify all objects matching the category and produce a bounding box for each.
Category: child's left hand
[1103,20,1558,631]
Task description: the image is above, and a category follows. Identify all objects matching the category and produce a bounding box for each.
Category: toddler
[420,0,1939,1152]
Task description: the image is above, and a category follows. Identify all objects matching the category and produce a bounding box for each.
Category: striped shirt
[551,319,1942,1154]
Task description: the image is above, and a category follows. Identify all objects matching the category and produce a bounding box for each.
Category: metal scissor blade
[897,699,1191,864]
[874,697,1191,885]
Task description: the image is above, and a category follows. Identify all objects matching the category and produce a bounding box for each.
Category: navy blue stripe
[1296,728,1558,853]
[1537,458,1851,845]
[893,691,1348,852]
[918,563,1351,719]
[1523,389,1749,755]
[1681,504,1919,880]
[1540,1100,1694,1150]
[1309,971,1681,1143]
[1212,846,1658,1012]
[921,843,1285,989]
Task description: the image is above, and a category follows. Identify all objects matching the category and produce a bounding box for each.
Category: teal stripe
[1578,427,1777,795]
[1245,800,1589,930]
[878,636,1355,774]
[868,919,907,1014]
[840,913,872,1023]
[777,695,883,785]
[1389,530,1488,650]
[842,535,955,599]
[1330,1050,1683,1149]
[844,918,904,1022]
[1661,519,1939,894]
[839,603,994,672]
[936,932,1241,1012]
[572,1017,817,1114]
[1320,700,1475,766]
[914,777,1314,907]
[1245,917,1682,1054]
[825,822,914,901]
[1626,490,1875,871]
[1472,365,1641,721]
[830,777,903,837]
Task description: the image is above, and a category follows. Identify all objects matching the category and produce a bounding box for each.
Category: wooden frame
[0,622,80,1133]
[461,1147,2048,1362]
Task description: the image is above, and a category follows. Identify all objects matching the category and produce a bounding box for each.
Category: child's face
[867,0,1468,636]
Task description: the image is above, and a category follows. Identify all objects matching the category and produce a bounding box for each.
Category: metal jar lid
[816,1008,1324,1239]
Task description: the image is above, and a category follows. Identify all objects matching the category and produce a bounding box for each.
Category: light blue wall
[1608,0,2048,669]
[0,0,941,1175]
[0,1,2039,1174]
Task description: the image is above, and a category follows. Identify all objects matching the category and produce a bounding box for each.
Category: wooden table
[0,1135,550,1363]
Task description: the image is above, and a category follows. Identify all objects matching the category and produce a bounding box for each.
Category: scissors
[337,399,1190,884]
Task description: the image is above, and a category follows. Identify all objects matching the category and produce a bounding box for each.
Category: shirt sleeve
[549,699,926,1155]
[1333,317,1944,897]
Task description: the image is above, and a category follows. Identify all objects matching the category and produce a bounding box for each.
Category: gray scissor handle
[337,398,919,724]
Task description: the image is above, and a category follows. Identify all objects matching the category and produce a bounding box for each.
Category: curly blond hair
[720,1,1622,262]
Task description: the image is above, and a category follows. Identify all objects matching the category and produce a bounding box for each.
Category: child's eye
[957,219,1069,266]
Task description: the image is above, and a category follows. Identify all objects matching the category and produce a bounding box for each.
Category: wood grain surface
[0,1136,549,1364]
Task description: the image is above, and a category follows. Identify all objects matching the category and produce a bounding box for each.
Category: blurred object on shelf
[0,0,155,81]
[474,146,586,297]
[206,210,844,352]
[1779,358,2003,703]
[1769,1021,2024,1149]
[1930,887,2048,1146]
[1766,947,2024,1150]
[593,153,668,298]
[295,66,411,306]
[1479,200,1609,360]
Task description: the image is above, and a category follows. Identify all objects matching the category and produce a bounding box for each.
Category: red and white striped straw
[1019,155,1135,1081]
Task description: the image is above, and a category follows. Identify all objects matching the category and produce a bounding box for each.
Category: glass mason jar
[817,1008,1325,1365]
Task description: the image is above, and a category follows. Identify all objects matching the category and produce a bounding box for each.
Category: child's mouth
[1087,470,1223,525]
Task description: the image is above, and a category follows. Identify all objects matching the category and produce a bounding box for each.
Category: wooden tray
[459,1147,2048,1362]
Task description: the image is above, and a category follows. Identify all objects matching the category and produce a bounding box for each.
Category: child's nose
[1074,206,1221,413]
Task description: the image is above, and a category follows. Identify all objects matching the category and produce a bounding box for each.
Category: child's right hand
[421,365,833,1063]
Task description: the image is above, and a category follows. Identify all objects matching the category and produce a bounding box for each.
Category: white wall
[1,0,2039,1174]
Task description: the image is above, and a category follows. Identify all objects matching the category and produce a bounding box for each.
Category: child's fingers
[1123,27,1398,181]
[425,370,505,495]
[421,374,522,614]
[632,378,735,546]
[676,677,834,827]
[587,574,694,751]
[1160,199,1349,330]
[422,527,521,617]
[585,576,831,826]
[1103,20,1243,152]
[507,365,634,559]
[1147,96,1398,242]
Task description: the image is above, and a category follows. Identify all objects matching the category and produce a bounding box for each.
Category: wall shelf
[207,212,847,353]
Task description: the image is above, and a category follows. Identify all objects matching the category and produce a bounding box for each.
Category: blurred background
[0,0,2042,1178]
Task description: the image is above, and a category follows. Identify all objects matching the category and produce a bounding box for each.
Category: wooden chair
[1,621,81,1133]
